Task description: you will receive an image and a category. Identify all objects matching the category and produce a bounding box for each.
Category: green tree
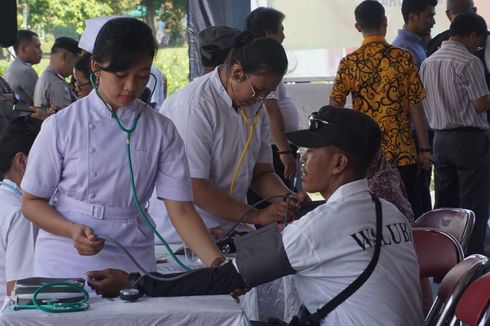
[140,0,162,37]
[18,0,140,34]
[159,0,186,45]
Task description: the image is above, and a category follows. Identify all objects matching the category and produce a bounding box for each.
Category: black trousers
[433,129,489,255]
[397,164,418,218]
[412,129,435,218]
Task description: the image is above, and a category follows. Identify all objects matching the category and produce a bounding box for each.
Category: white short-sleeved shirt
[157,67,272,243]
[282,179,423,326]
[266,81,299,132]
[0,179,36,298]
[21,90,193,277]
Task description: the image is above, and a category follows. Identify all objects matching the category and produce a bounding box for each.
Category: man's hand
[279,153,297,181]
[230,288,250,303]
[208,227,228,238]
[87,269,129,298]
[71,223,105,255]
[2,93,15,103]
[49,104,63,113]
[30,107,52,120]
[417,152,433,171]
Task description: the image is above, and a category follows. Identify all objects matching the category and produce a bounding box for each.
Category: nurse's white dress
[21,90,193,278]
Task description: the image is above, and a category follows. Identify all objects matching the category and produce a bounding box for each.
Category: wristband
[210,256,232,267]
[419,148,432,153]
[277,150,293,155]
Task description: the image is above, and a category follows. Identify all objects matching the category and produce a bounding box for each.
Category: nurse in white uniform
[21,18,222,279]
[159,32,302,243]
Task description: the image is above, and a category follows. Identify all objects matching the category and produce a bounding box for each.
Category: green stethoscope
[89,72,191,272]
[14,282,89,313]
[2,180,90,313]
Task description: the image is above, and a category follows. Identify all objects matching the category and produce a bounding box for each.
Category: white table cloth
[0,295,250,326]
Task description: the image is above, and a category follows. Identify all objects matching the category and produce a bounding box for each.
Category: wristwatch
[127,272,141,289]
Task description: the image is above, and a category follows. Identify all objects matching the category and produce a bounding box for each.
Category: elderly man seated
[87,106,423,326]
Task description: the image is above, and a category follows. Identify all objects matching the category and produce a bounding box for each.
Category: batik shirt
[330,36,426,167]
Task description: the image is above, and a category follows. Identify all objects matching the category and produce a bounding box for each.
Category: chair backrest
[425,254,489,326]
[453,272,490,326]
[415,208,475,253]
[412,228,464,278]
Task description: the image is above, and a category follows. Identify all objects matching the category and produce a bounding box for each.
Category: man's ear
[445,10,452,21]
[14,152,27,173]
[332,152,349,175]
[354,23,362,33]
[382,16,388,29]
[59,50,68,62]
[408,12,418,24]
[230,63,245,81]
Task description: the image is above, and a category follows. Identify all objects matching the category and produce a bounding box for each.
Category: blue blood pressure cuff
[234,222,296,288]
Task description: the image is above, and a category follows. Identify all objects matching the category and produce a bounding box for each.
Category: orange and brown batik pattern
[330,35,426,167]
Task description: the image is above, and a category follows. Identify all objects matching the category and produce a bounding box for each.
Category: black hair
[355,0,386,31]
[13,30,38,54]
[92,17,157,72]
[198,26,240,68]
[225,31,288,76]
[330,147,371,180]
[447,0,475,15]
[0,118,40,178]
[402,0,437,23]
[244,7,285,37]
[51,37,80,55]
[74,52,92,80]
[449,12,487,37]
[201,53,227,67]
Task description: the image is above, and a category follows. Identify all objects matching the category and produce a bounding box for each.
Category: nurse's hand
[87,269,129,298]
[254,200,297,225]
[71,223,105,255]
[291,191,310,205]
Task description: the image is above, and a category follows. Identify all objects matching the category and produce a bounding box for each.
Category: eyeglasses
[75,80,91,89]
[245,73,267,101]
[308,112,338,130]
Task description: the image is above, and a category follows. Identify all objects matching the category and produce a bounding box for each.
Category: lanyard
[0,181,22,197]
[229,107,260,195]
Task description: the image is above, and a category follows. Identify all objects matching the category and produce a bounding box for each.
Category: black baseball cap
[286,105,381,162]
[52,37,82,55]
[198,26,240,62]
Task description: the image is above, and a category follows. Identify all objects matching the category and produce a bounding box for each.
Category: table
[0,295,250,326]
[0,246,300,325]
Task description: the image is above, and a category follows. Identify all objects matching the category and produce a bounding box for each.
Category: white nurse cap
[78,16,123,53]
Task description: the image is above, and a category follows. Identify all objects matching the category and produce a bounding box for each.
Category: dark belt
[434,127,485,133]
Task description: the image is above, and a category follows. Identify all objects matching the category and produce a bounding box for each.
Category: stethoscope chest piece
[119,288,141,302]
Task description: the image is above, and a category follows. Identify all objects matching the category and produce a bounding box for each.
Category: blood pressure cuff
[234,222,297,288]
[140,262,247,297]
